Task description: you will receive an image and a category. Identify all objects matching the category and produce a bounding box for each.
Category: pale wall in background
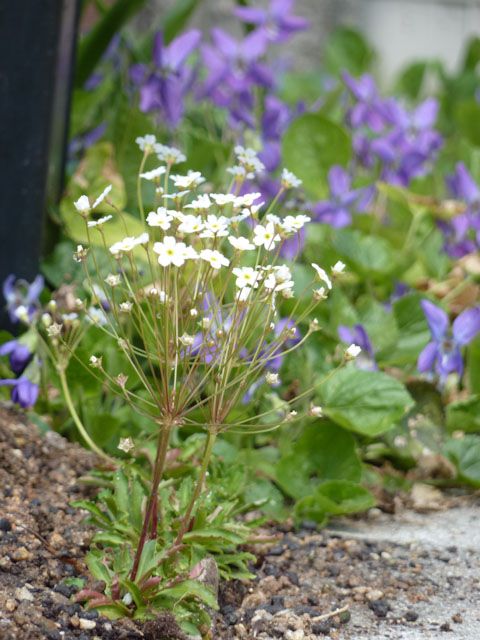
[140,0,480,83]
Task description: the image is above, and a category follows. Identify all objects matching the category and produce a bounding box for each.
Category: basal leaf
[319,368,414,437]
[282,113,351,198]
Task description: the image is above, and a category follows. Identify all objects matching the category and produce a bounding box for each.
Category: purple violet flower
[338,324,377,370]
[0,340,32,375]
[343,73,441,186]
[0,376,39,409]
[312,166,373,227]
[3,274,44,324]
[440,163,480,257]
[234,0,309,44]
[418,300,480,380]
[343,72,386,132]
[279,227,305,260]
[131,29,201,127]
[200,28,272,123]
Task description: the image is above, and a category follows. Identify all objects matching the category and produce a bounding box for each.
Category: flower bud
[89,355,103,368]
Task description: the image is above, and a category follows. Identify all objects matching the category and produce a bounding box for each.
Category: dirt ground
[1,407,479,640]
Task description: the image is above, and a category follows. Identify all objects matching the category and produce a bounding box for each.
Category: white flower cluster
[72,140,345,431]
[227,145,265,180]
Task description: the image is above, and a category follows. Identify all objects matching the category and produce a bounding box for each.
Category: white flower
[74,195,90,214]
[331,260,346,275]
[177,214,204,234]
[92,184,112,209]
[109,232,149,256]
[253,222,280,251]
[155,143,186,164]
[200,249,230,269]
[147,207,174,230]
[190,308,198,317]
[105,274,121,287]
[171,170,205,189]
[233,192,261,208]
[233,267,261,289]
[281,214,311,234]
[158,291,169,304]
[184,194,212,211]
[313,287,328,301]
[136,134,157,152]
[73,245,88,262]
[263,265,294,294]
[210,193,237,206]
[227,165,252,180]
[281,168,302,189]
[311,263,332,290]
[231,207,256,223]
[119,302,133,313]
[265,372,279,385]
[236,286,252,302]
[140,166,167,180]
[228,235,255,251]
[162,190,190,202]
[234,145,265,174]
[87,306,107,325]
[273,265,292,283]
[153,236,197,267]
[345,344,362,359]
[286,410,298,421]
[118,437,135,453]
[200,214,230,238]
[87,214,112,228]
[309,405,323,418]
[179,333,195,346]
[89,355,103,368]
[265,213,281,225]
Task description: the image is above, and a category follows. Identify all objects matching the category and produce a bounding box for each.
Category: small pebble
[0,517,12,532]
[5,598,17,612]
[311,621,331,635]
[405,609,419,622]
[368,599,390,618]
[79,618,96,630]
[452,613,463,624]
[440,621,452,632]
[11,546,33,562]
[15,586,34,602]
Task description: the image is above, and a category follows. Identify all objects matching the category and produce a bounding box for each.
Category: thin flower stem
[175,426,217,546]
[57,366,114,465]
[130,420,172,582]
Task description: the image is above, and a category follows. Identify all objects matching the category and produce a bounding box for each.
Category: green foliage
[282,113,352,198]
[295,480,375,525]
[447,396,480,433]
[445,436,480,487]
[276,421,362,499]
[163,0,203,43]
[318,368,414,437]
[332,229,398,279]
[324,27,375,75]
[454,101,480,147]
[76,0,148,88]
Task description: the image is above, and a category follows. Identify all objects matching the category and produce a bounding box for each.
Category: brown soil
[1,407,479,640]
